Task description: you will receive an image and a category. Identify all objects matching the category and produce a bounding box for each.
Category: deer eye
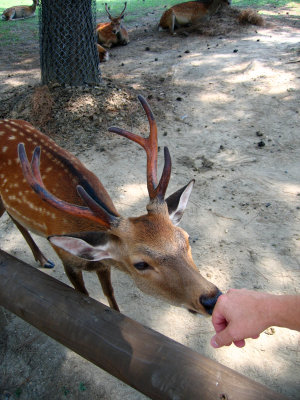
[134,261,150,271]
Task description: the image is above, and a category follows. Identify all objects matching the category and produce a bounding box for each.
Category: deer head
[105,2,127,35]
[18,95,221,315]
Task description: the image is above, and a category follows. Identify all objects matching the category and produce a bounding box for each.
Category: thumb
[210,326,234,348]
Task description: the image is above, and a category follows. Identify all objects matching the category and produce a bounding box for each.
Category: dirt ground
[0,3,300,400]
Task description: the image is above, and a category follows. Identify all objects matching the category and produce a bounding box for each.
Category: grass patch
[0,1,299,48]
[0,17,38,48]
[96,0,181,18]
[233,0,297,6]
[95,0,300,20]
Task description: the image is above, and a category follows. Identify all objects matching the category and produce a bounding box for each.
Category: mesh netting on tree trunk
[39,0,101,86]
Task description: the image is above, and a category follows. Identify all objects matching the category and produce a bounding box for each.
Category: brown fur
[96,43,109,63]
[2,0,39,20]
[96,3,129,48]
[158,0,231,34]
[0,114,220,314]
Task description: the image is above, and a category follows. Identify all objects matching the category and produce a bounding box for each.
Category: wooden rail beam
[0,250,288,400]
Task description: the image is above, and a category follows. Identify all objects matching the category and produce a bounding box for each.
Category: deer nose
[200,290,222,315]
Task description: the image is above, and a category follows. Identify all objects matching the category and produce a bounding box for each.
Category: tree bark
[39,0,100,86]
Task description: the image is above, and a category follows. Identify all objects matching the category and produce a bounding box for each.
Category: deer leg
[8,213,55,269]
[9,9,16,20]
[0,198,5,217]
[63,264,89,296]
[171,11,176,34]
[96,267,120,312]
[0,196,54,268]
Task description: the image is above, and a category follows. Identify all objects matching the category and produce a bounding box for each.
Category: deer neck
[32,0,38,12]
[116,28,124,40]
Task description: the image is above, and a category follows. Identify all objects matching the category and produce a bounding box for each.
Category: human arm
[210,288,300,348]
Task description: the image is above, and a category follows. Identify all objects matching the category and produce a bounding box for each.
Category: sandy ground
[0,4,300,400]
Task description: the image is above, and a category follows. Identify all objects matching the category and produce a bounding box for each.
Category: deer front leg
[170,11,176,34]
[8,9,16,20]
[63,264,89,295]
[7,213,55,269]
[97,267,120,311]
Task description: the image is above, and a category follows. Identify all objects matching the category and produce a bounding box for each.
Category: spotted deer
[158,0,231,34]
[96,2,129,48]
[0,96,221,315]
[2,0,39,21]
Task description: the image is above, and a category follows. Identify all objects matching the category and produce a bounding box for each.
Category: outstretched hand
[210,289,271,348]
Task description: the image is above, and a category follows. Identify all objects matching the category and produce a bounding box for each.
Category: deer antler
[119,2,127,18]
[105,3,112,19]
[105,2,127,19]
[108,95,171,202]
[18,143,119,229]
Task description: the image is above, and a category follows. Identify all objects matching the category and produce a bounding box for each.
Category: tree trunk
[39,0,101,86]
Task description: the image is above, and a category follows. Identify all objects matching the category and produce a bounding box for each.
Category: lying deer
[158,0,231,34]
[96,2,129,48]
[0,96,221,315]
[2,0,39,21]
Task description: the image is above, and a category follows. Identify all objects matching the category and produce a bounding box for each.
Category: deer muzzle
[200,289,223,315]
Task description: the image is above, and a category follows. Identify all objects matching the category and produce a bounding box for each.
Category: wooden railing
[0,250,289,400]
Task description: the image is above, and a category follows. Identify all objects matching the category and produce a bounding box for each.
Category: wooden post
[0,250,288,400]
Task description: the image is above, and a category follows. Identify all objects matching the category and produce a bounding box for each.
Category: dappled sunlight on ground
[66,94,98,114]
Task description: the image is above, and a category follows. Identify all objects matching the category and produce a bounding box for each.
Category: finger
[233,339,246,348]
[211,335,227,348]
[251,334,260,339]
[214,319,227,333]
[212,320,243,348]
[210,329,233,348]
[212,310,228,333]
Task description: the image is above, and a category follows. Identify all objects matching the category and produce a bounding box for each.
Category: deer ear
[166,180,194,226]
[48,232,115,261]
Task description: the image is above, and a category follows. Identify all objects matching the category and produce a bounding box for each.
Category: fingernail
[210,336,219,348]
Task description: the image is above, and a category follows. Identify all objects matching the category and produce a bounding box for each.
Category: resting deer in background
[158,0,231,34]
[96,2,129,48]
[2,0,39,21]
[0,96,221,315]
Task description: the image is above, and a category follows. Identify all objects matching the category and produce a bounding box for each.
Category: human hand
[210,288,272,348]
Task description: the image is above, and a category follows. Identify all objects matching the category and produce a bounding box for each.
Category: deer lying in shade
[0,96,222,315]
[2,0,39,20]
[96,2,129,48]
[158,0,231,34]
